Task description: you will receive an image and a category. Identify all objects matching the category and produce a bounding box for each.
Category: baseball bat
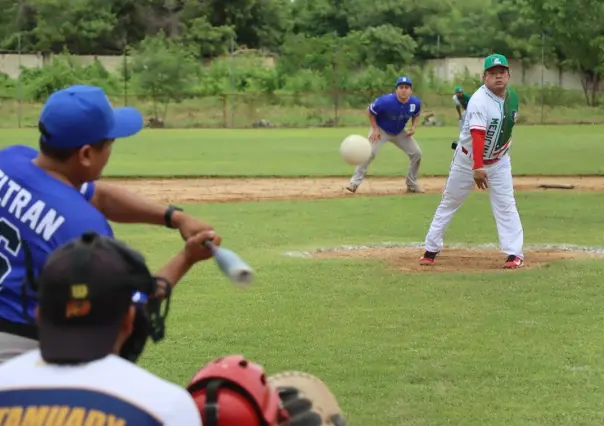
[203,241,254,287]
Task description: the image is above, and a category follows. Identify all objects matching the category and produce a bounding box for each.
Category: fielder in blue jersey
[347,76,424,194]
[0,85,221,363]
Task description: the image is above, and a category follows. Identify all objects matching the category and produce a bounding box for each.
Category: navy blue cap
[396,76,412,87]
[39,85,144,149]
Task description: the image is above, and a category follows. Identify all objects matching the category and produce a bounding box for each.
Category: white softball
[339,134,371,166]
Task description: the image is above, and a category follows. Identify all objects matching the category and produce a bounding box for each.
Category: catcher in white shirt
[420,54,524,269]
[0,350,199,425]
[0,231,216,425]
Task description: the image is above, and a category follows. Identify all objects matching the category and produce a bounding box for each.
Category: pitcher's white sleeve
[466,96,488,131]
[163,389,202,426]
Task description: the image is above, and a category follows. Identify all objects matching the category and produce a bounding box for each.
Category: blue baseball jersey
[0,145,113,325]
[368,94,422,135]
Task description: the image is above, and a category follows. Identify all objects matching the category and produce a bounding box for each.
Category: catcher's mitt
[268,371,347,426]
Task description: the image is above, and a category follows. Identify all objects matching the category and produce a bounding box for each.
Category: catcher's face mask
[187,355,286,426]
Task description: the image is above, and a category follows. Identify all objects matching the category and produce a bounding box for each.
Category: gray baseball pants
[350,126,422,190]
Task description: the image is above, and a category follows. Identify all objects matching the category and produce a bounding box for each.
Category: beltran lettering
[0,405,127,426]
[0,169,65,241]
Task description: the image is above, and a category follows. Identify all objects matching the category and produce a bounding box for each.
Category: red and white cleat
[503,255,524,269]
[419,251,439,265]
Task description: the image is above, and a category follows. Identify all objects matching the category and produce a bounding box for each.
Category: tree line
[0,0,602,105]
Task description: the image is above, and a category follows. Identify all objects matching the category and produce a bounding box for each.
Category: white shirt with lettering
[0,349,202,426]
[457,84,516,162]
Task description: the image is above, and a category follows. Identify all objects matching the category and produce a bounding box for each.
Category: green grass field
[3,125,604,176]
[4,125,604,425]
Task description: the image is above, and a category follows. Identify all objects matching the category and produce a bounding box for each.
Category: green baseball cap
[454,86,463,93]
[484,54,509,71]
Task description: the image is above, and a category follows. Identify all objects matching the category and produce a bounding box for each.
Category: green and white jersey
[458,85,519,161]
[452,93,471,110]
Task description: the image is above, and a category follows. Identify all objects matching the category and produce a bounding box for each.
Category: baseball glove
[269,371,347,426]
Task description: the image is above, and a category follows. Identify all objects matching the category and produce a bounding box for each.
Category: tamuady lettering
[0,405,126,426]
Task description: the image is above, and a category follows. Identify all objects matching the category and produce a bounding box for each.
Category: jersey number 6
[0,218,22,291]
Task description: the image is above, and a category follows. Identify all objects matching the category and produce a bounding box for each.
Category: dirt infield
[103,175,604,204]
[309,246,604,273]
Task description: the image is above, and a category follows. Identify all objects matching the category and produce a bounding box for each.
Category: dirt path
[102,175,604,204]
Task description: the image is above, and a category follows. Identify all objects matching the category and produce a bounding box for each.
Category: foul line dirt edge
[101,175,604,204]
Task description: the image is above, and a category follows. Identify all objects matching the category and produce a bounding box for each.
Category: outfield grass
[116,192,604,425]
[2,125,604,176]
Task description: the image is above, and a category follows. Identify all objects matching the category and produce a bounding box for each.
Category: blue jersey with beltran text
[0,145,113,325]
[368,93,422,135]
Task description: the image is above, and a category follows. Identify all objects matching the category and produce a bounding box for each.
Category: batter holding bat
[0,84,222,363]
[420,54,525,269]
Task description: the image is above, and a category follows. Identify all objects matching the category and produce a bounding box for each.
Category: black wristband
[164,205,183,229]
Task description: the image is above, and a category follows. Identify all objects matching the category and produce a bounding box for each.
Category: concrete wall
[0,53,125,77]
[426,57,585,91]
[0,53,587,91]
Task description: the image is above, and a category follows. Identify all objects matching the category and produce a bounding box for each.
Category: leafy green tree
[199,0,290,52]
[354,25,417,66]
[520,0,604,105]
[130,31,198,122]
[290,0,350,36]
[29,0,117,53]
[179,0,235,58]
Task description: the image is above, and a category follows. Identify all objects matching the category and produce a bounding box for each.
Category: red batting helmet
[187,355,287,426]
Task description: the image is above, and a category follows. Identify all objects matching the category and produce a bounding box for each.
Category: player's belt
[460,147,501,165]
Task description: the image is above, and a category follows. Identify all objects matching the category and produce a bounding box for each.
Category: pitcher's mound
[312,247,602,273]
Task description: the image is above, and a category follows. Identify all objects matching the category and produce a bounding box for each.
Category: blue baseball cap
[396,76,412,87]
[39,85,144,149]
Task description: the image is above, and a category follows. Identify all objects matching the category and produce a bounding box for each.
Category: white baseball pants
[350,127,422,190]
[423,146,524,258]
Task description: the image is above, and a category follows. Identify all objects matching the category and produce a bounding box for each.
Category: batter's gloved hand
[451,141,458,150]
[270,371,347,426]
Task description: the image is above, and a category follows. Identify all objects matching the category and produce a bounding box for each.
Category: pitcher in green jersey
[421,53,525,269]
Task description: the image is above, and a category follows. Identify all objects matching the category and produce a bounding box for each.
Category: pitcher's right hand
[474,168,488,190]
